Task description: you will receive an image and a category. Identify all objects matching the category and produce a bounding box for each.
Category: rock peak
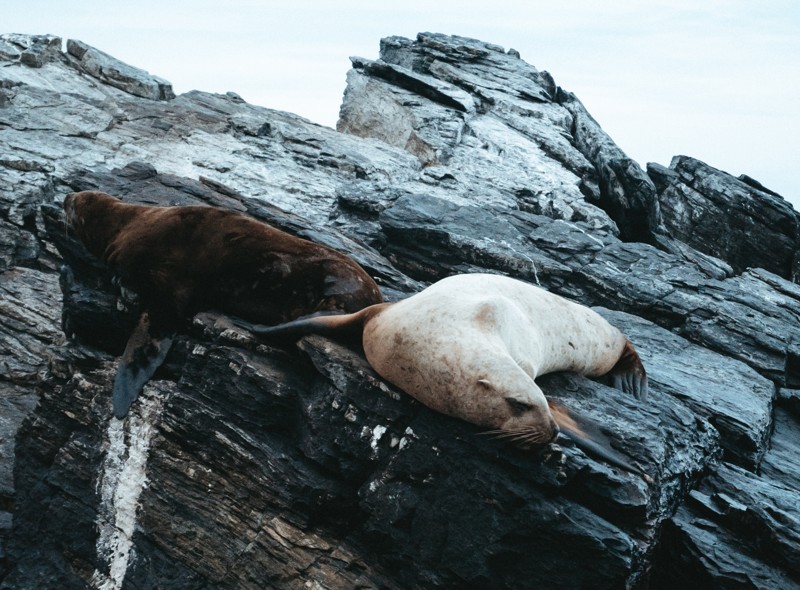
[1,31,799,590]
[0,33,174,100]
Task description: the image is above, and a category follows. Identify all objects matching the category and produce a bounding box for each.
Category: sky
[6,0,800,208]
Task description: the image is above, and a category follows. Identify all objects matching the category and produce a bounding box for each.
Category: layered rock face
[0,32,798,589]
[649,156,800,281]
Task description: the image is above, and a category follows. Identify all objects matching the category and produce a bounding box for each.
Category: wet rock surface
[649,156,800,281]
[0,32,798,589]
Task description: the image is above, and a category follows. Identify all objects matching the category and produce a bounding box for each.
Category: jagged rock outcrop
[649,156,800,281]
[1,32,798,589]
[339,34,662,243]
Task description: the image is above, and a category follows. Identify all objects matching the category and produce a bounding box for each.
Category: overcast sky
[7,0,800,208]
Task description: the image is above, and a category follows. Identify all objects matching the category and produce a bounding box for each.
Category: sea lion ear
[477,379,493,388]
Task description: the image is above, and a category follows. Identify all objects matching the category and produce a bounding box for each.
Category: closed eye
[505,397,534,415]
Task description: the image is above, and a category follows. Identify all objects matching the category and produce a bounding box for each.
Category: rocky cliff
[1,32,798,589]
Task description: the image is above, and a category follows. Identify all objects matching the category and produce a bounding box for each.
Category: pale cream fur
[362,274,628,442]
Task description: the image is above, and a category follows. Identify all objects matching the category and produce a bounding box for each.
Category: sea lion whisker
[493,428,539,441]
[521,430,549,446]
[512,438,534,448]
[487,431,526,441]
[483,427,547,446]
[482,427,524,437]
[507,436,533,447]
[515,431,545,445]
[525,431,545,443]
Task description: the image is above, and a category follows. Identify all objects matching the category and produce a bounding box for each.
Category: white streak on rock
[370,425,387,452]
[90,386,166,590]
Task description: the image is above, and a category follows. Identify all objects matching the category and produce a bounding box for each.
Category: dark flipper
[233,303,389,341]
[608,339,648,401]
[233,314,341,339]
[112,312,174,419]
[549,401,652,483]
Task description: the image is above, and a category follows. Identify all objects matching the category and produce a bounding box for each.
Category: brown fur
[64,190,384,418]
[64,190,384,327]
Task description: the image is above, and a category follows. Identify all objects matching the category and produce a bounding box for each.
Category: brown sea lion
[237,273,649,478]
[64,190,383,419]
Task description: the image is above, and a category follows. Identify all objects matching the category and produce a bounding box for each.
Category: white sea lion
[237,273,648,475]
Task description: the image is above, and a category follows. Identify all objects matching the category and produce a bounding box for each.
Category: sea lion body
[65,191,382,325]
[64,190,383,417]
[241,273,648,470]
[362,274,631,437]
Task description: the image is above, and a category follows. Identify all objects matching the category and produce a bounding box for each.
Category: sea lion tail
[112,312,174,419]
[548,400,652,483]
[234,303,390,341]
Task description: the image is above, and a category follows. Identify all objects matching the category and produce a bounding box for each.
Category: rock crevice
[1,32,798,589]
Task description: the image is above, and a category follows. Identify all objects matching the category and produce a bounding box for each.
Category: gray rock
[0,34,61,68]
[0,267,64,383]
[0,382,38,576]
[777,388,800,416]
[339,32,622,234]
[1,30,799,589]
[649,156,800,281]
[655,462,800,590]
[0,220,38,272]
[598,310,774,470]
[65,39,175,101]
[0,266,64,578]
[558,90,662,242]
[758,406,800,492]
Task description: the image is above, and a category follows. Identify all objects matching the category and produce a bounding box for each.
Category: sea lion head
[473,375,559,448]
[64,191,119,233]
[476,379,559,448]
[64,191,127,259]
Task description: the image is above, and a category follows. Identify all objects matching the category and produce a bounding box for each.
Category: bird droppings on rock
[1,31,799,590]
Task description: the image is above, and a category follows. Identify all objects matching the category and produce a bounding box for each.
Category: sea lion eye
[504,397,533,415]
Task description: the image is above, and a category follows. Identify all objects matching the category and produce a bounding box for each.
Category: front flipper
[112,311,174,419]
[549,401,652,483]
[608,339,648,401]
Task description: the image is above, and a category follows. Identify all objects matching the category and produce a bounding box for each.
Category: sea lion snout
[63,191,93,233]
[538,416,560,445]
[495,397,560,448]
[63,193,79,233]
[63,192,76,218]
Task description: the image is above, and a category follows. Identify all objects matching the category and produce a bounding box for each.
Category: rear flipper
[233,303,389,341]
[112,311,174,419]
[608,339,648,401]
[549,401,652,483]
[232,314,338,339]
